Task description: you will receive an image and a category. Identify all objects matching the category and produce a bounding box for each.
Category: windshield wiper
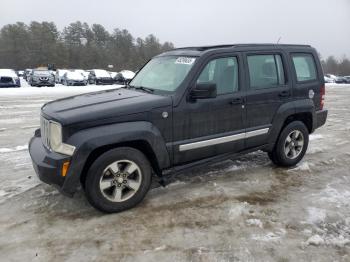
[133,86,154,93]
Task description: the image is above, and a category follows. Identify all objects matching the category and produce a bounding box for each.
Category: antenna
[276,37,282,44]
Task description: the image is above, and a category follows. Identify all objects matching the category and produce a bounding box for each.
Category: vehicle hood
[42,88,172,126]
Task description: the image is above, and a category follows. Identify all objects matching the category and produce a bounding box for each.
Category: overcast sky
[1,0,349,58]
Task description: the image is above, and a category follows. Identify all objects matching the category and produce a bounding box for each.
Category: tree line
[321,56,350,76]
[0,21,349,75]
[0,21,174,71]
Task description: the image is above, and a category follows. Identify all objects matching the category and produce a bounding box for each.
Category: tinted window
[197,57,238,94]
[247,54,285,89]
[292,54,317,82]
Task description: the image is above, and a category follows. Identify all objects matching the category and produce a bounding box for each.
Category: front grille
[40,116,51,150]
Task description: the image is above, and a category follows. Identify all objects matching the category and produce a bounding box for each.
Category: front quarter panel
[61,121,170,195]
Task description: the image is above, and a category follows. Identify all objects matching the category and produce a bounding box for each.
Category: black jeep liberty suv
[29,44,328,213]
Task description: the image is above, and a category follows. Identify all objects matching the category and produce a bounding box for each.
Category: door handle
[230,98,243,105]
[279,90,290,98]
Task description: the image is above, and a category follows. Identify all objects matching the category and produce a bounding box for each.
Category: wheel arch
[267,99,315,151]
[79,139,162,187]
[61,121,170,195]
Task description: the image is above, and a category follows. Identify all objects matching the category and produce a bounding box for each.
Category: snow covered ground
[0,82,349,261]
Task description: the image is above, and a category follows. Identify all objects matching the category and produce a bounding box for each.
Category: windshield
[130,56,196,92]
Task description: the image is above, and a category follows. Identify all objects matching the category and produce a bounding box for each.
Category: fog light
[62,161,70,177]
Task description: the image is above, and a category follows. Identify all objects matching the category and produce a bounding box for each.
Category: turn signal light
[61,161,70,177]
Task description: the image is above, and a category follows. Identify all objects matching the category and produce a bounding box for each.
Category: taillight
[320,84,325,110]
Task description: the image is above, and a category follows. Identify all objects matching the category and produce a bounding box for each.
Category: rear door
[243,51,291,148]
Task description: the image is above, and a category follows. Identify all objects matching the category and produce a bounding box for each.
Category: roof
[159,44,313,57]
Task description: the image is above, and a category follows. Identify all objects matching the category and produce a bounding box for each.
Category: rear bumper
[29,133,73,196]
[315,109,328,129]
[96,78,114,85]
[68,80,86,86]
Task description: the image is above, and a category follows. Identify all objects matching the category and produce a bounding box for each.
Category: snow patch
[0,189,8,197]
[228,202,249,220]
[309,134,324,141]
[306,235,324,246]
[226,164,246,172]
[0,145,28,153]
[316,184,350,208]
[326,235,350,248]
[246,218,263,228]
[306,207,326,224]
[252,232,281,242]
[288,162,312,172]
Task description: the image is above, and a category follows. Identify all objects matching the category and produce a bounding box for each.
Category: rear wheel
[85,147,152,213]
[268,121,309,167]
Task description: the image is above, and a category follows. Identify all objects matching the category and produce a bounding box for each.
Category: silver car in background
[62,71,88,86]
[29,70,55,87]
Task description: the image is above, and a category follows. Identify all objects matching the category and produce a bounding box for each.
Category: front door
[173,55,245,165]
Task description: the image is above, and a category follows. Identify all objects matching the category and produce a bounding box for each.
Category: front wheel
[85,147,152,213]
[268,121,309,167]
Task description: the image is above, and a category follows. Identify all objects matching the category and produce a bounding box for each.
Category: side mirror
[190,82,217,100]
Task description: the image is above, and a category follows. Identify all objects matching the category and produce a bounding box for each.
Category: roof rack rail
[172,43,311,52]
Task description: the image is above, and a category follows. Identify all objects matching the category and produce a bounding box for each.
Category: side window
[247,54,286,89]
[197,57,238,94]
[292,53,317,82]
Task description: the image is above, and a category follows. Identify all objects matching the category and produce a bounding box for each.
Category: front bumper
[315,109,328,129]
[29,132,72,196]
[32,80,55,86]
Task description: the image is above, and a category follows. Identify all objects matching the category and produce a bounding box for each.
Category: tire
[268,121,309,167]
[85,147,152,213]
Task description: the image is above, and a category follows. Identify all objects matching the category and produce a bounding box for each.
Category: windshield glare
[130,56,196,92]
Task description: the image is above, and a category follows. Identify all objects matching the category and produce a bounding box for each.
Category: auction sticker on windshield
[175,57,196,65]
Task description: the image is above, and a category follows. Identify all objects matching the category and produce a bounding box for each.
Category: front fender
[61,121,170,195]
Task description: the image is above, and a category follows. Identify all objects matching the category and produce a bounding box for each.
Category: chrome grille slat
[40,116,51,150]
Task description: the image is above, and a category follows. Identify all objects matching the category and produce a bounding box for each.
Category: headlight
[45,120,75,156]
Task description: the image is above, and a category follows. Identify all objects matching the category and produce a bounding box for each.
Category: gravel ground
[0,81,349,262]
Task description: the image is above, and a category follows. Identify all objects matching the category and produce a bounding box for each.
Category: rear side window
[197,57,239,94]
[292,53,317,82]
[247,54,286,89]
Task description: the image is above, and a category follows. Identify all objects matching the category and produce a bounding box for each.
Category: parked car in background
[335,76,347,84]
[325,74,337,81]
[344,76,350,83]
[17,70,24,77]
[88,69,114,85]
[109,71,118,79]
[74,70,89,81]
[62,71,88,86]
[324,76,335,83]
[0,69,21,87]
[114,70,136,84]
[29,70,55,87]
[55,69,69,84]
[24,69,32,81]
